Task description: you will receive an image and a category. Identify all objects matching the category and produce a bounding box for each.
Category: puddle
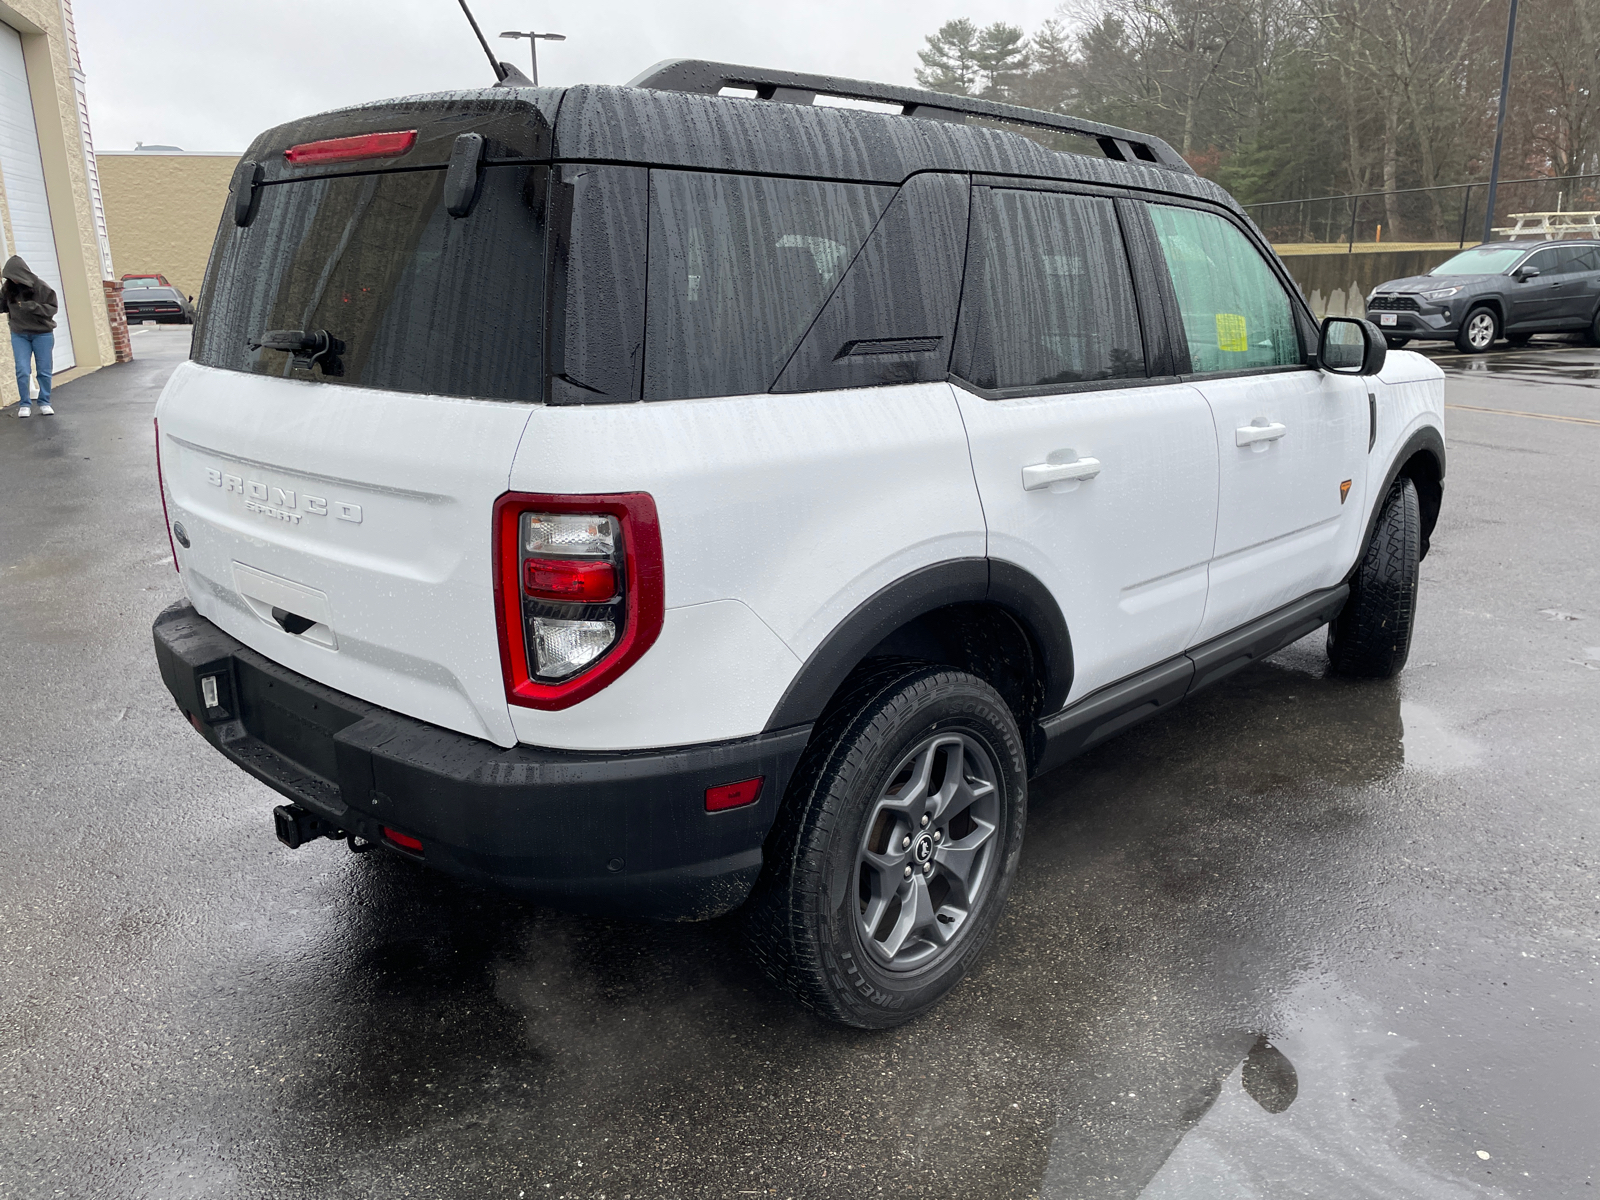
[1400,701,1481,773]
[1131,985,1496,1199]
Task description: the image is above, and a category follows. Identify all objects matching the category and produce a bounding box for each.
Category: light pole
[1482,0,1519,244]
[499,30,565,87]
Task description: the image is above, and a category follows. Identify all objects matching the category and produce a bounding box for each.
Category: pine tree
[916,19,982,94]
[975,22,1032,99]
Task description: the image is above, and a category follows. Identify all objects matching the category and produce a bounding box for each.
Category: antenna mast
[457,0,506,80]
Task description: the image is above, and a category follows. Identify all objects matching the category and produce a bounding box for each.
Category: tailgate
[159,362,533,746]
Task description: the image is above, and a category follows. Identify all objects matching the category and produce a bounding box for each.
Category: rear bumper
[152,602,811,919]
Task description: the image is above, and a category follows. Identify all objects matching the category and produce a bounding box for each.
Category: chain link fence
[1243,174,1600,248]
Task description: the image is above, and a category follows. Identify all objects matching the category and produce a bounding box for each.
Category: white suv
[152,61,1445,1028]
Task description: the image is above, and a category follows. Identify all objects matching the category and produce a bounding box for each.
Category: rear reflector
[524,558,617,602]
[382,827,424,853]
[284,129,417,166]
[705,777,764,812]
[153,417,179,572]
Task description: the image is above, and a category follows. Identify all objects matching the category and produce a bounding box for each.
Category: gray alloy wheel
[854,731,1001,972]
[1456,306,1499,354]
[745,660,1026,1029]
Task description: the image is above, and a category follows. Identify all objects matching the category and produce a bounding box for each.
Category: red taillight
[284,129,417,166]
[705,778,764,812]
[153,417,178,572]
[493,493,664,711]
[524,558,617,602]
[382,827,424,853]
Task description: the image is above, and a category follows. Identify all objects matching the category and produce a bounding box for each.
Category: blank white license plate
[1379,313,1398,327]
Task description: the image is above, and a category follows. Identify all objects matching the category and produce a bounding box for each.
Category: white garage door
[0,23,75,370]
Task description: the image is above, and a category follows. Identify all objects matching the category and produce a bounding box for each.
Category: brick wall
[103,278,131,362]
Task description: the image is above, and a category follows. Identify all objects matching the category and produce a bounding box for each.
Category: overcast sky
[76,0,1069,152]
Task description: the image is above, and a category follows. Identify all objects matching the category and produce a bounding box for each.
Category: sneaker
[37,403,53,415]
[16,405,29,418]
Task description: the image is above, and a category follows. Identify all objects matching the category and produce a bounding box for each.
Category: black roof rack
[626,59,1193,175]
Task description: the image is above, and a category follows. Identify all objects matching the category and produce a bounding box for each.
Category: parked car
[122,281,194,324]
[151,60,1445,1028]
[122,272,171,287]
[1367,239,1600,353]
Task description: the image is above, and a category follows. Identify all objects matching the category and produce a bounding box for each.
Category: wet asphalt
[1,327,1596,1199]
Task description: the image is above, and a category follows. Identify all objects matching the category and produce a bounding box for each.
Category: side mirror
[1319,316,1386,376]
[1515,265,1540,281]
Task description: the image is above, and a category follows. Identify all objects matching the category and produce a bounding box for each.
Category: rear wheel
[1455,306,1499,353]
[1328,477,1420,679]
[1384,335,1411,350]
[746,662,1027,1028]
[1587,307,1600,347]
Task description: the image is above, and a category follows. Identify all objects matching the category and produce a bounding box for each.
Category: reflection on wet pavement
[1400,702,1482,773]
[1136,987,1498,1200]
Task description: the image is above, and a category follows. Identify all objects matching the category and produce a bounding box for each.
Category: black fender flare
[1354,424,1446,570]
[763,558,1074,730]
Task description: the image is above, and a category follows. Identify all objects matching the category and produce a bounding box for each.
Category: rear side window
[1148,205,1301,375]
[194,164,546,401]
[642,171,893,401]
[952,188,1145,392]
[1550,245,1600,274]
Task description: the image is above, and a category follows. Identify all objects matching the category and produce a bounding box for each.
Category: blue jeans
[12,330,52,405]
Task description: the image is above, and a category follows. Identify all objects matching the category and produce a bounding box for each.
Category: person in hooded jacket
[1,255,59,417]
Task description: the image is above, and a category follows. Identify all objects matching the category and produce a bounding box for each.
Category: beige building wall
[98,152,237,303]
[0,0,121,406]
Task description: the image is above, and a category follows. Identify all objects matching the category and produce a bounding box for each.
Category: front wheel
[1455,306,1499,353]
[746,662,1027,1028]
[1328,477,1420,678]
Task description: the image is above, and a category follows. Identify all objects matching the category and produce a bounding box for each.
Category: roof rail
[625,59,1193,175]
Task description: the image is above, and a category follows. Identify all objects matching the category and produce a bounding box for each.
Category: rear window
[193,163,546,402]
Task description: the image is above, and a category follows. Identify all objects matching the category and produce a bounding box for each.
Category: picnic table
[1492,211,1600,239]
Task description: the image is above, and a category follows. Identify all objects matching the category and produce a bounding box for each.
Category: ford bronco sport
[152,60,1445,1028]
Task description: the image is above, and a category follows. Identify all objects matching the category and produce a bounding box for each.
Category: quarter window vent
[836,336,943,359]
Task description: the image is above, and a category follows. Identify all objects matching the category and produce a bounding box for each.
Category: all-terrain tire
[1327,477,1421,678]
[1455,305,1499,354]
[745,661,1027,1029]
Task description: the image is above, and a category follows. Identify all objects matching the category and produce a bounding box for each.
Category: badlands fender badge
[1339,479,1352,504]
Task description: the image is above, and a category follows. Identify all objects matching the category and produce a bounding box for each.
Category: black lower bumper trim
[153,601,812,919]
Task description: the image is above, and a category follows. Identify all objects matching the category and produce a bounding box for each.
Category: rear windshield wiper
[249,329,346,376]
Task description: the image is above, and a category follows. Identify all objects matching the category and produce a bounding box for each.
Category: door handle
[1235,421,1288,447]
[1022,456,1101,491]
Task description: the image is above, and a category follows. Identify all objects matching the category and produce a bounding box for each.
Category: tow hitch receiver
[274,804,337,849]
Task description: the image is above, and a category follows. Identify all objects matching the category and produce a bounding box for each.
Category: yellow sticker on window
[1216,313,1248,353]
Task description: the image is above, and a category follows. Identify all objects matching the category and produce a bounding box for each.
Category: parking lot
[1,326,1595,1198]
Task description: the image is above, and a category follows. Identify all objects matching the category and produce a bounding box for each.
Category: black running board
[1030,585,1349,777]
